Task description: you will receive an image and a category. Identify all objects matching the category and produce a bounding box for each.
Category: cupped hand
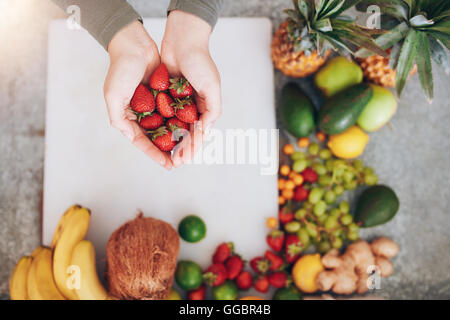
[161,10,222,167]
[104,21,173,170]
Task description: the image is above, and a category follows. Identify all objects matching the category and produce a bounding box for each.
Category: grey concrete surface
[0,0,449,299]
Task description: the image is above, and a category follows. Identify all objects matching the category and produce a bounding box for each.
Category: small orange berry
[266,217,278,229]
[293,174,304,186]
[283,144,294,155]
[280,165,290,176]
[285,180,295,190]
[278,179,286,190]
[289,171,297,179]
[298,137,310,148]
[278,196,286,205]
[316,132,326,142]
[282,189,294,200]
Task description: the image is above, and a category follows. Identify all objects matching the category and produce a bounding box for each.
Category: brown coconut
[106,213,180,300]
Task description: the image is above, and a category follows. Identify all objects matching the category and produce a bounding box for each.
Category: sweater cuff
[168,0,223,29]
[99,6,142,51]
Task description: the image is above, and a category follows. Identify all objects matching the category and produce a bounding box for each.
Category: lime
[175,260,203,291]
[273,286,302,300]
[212,281,238,300]
[178,215,206,243]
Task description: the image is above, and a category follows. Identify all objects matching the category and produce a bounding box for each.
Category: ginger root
[316,237,399,295]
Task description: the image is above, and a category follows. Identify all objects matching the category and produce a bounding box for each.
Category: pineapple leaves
[334,0,363,16]
[429,36,450,75]
[315,18,333,32]
[395,29,418,97]
[356,21,409,57]
[319,0,346,19]
[425,19,450,34]
[410,14,434,27]
[297,0,311,20]
[415,32,433,102]
[403,0,416,16]
[389,41,403,69]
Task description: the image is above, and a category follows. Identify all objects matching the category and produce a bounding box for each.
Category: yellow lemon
[292,254,324,293]
[166,288,182,300]
[327,126,369,159]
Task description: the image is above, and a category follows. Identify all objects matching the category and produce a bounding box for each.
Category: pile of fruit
[130,63,198,152]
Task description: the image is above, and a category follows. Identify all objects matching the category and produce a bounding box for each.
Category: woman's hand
[104,21,173,170]
[162,10,222,167]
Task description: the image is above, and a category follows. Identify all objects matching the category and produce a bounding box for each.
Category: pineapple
[356,0,450,101]
[271,0,387,78]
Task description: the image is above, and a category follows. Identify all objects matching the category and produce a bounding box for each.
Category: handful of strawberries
[130,63,199,152]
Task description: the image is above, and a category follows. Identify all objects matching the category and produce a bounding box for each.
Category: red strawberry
[225,255,243,280]
[149,64,170,91]
[254,275,269,293]
[284,235,303,264]
[236,271,253,290]
[268,271,290,289]
[265,250,284,271]
[166,118,189,132]
[293,185,310,202]
[278,207,294,225]
[266,230,285,252]
[130,84,156,113]
[148,126,176,152]
[139,113,164,130]
[203,264,227,286]
[212,242,234,264]
[188,285,206,300]
[250,257,270,274]
[169,77,194,98]
[301,168,318,183]
[156,92,175,118]
[174,98,199,124]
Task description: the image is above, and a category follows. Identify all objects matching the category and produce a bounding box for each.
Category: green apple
[357,85,398,132]
[314,56,363,97]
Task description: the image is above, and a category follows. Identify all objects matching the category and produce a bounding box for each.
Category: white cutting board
[43,18,278,276]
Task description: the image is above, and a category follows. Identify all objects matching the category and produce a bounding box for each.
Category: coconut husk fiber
[106,213,180,300]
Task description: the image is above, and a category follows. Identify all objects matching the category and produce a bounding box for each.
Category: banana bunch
[9,205,108,300]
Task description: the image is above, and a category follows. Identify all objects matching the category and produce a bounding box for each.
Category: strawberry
[301,168,318,183]
[203,263,227,287]
[212,242,234,264]
[139,113,164,130]
[268,271,290,289]
[169,77,193,98]
[174,98,199,124]
[250,257,270,274]
[293,185,309,202]
[236,271,253,290]
[130,84,156,113]
[266,230,285,252]
[254,275,269,293]
[278,206,294,225]
[166,118,189,132]
[156,92,175,118]
[149,64,170,91]
[225,255,243,280]
[188,285,206,300]
[265,250,284,271]
[284,235,303,264]
[148,126,176,152]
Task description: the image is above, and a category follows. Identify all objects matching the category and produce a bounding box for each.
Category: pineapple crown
[356,0,450,101]
[284,0,387,57]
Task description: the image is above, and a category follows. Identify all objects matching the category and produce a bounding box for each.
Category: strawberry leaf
[395,29,418,97]
[415,31,433,102]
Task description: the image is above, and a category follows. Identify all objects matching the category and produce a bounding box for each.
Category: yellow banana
[9,256,32,300]
[51,205,82,249]
[70,240,108,300]
[53,206,90,300]
[27,247,66,300]
[31,246,45,258]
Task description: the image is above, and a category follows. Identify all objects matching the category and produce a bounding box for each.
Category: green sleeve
[51,0,142,51]
[168,0,224,29]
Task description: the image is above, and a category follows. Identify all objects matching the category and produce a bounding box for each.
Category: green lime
[178,215,206,243]
[175,260,203,291]
[273,286,302,300]
[212,281,238,300]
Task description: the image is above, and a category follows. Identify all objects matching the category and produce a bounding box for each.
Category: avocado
[314,56,363,97]
[354,185,400,228]
[273,286,302,300]
[357,85,398,132]
[318,83,373,135]
[280,83,316,138]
